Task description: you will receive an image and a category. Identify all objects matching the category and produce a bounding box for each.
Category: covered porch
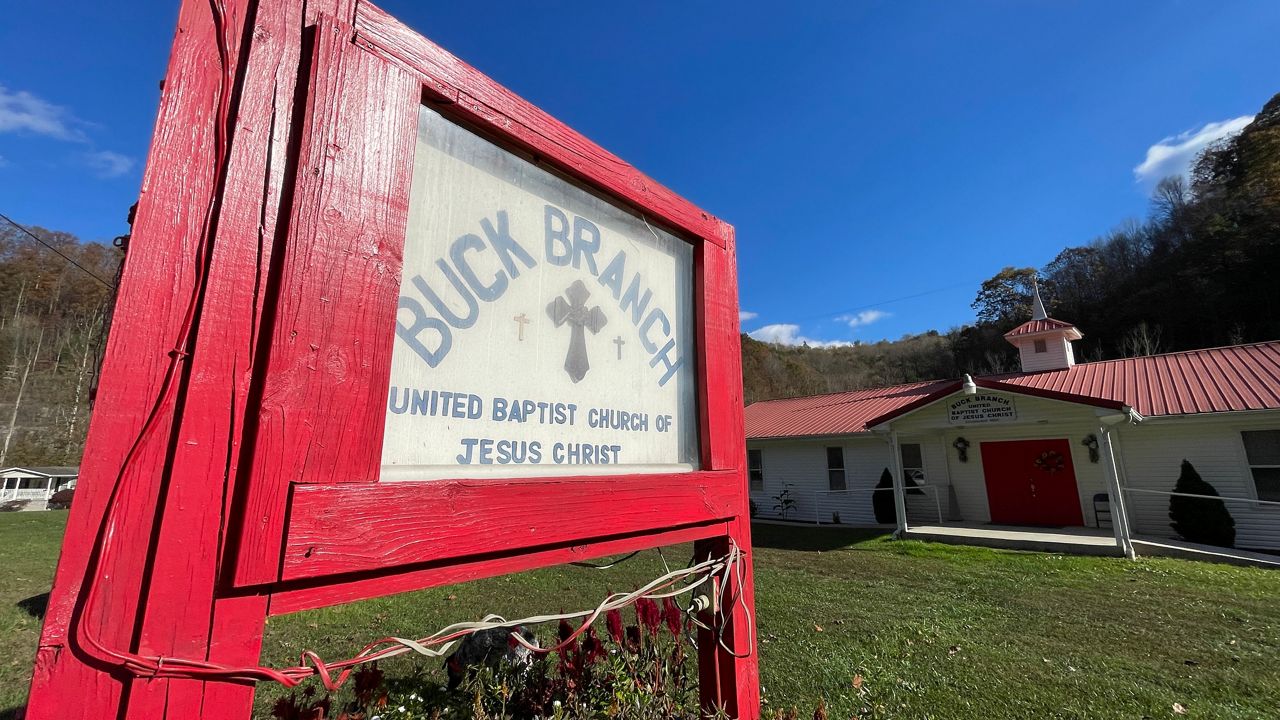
[0,467,78,508]
[865,376,1142,559]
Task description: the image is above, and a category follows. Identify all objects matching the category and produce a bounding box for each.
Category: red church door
[979,439,1084,527]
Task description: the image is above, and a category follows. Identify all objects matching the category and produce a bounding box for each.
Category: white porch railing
[0,488,50,503]
[812,485,944,525]
[1121,487,1280,510]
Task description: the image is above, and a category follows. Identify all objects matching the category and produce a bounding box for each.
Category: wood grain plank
[197,595,271,719]
[280,471,739,580]
[352,0,733,251]
[25,0,246,717]
[698,229,746,472]
[121,0,309,717]
[693,522,758,716]
[232,18,418,586]
[269,521,725,615]
[693,230,757,717]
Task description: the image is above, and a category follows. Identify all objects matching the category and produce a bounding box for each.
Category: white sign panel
[381,105,699,480]
[948,393,1017,425]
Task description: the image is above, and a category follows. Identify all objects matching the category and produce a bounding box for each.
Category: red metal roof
[745,341,1280,439]
[1004,317,1081,338]
[745,380,949,439]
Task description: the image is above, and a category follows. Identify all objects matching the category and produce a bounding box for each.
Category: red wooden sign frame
[26,1,757,719]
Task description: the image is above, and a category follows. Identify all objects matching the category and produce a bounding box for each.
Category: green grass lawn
[3,513,1279,719]
[0,512,68,717]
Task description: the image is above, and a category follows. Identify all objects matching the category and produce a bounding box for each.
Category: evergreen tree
[1168,459,1235,548]
[872,467,926,524]
[872,468,895,524]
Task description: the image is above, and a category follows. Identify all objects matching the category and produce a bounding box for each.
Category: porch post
[890,430,908,537]
[1099,426,1134,559]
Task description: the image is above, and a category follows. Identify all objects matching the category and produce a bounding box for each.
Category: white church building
[744,291,1280,554]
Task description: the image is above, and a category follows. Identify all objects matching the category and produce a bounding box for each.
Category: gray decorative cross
[613,335,625,360]
[513,313,530,341]
[546,279,608,383]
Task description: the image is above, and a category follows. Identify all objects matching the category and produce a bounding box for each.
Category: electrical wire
[569,550,641,569]
[0,211,116,288]
[752,279,982,328]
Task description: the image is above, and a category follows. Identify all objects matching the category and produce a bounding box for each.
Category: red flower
[270,696,300,720]
[558,618,574,644]
[582,626,606,664]
[301,697,330,720]
[605,609,624,644]
[625,625,642,653]
[557,644,580,678]
[662,597,682,637]
[636,597,662,638]
[351,663,385,707]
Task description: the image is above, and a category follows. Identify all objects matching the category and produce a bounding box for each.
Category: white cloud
[739,310,758,322]
[1134,115,1253,186]
[748,323,852,348]
[0,85,87,142]
[85,150,135,179]
[839,309,889,329]
[0,86,133,179]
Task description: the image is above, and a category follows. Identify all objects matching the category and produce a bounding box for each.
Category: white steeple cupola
[1003,280,1083,373]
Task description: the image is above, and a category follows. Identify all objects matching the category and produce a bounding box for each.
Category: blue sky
[2,2,1277,344]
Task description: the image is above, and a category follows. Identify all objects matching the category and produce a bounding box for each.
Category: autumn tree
[970,266,1042,329]
[0,223,120,465]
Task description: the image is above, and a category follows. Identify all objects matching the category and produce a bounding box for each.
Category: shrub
[1168,459,1235,548]
[871,467,924,524]
[872,468,895,524]
[0,500,28,512]
[272,601,702,719]
[47,489,74,510]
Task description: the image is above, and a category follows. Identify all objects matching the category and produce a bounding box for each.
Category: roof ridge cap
[1071,339,1280,368]
[745,378,951,406]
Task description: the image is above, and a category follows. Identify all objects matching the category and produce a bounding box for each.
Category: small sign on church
[949,393,1017,425]
[384,106,700,480]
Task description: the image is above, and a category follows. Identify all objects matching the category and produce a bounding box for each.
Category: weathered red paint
[25,1,757,718]
[280,471,742,582]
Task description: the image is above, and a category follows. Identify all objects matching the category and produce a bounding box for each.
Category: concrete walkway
[904,524,1124,556]
[903,525,1280,567]
[754,520,1280,568]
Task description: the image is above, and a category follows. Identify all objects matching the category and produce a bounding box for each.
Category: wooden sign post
[25,1,757,718]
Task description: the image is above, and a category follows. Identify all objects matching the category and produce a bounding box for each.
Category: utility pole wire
[774,279,982,326]
[0,211,116,289]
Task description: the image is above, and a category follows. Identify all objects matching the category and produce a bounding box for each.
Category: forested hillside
[745,91,1280,404]
[0,224,120,466]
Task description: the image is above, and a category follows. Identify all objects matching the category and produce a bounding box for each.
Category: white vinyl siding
[1116,419,1280,550]
[744,436,951,525]
[1012,335,1076,372]
[746,438,894,524]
